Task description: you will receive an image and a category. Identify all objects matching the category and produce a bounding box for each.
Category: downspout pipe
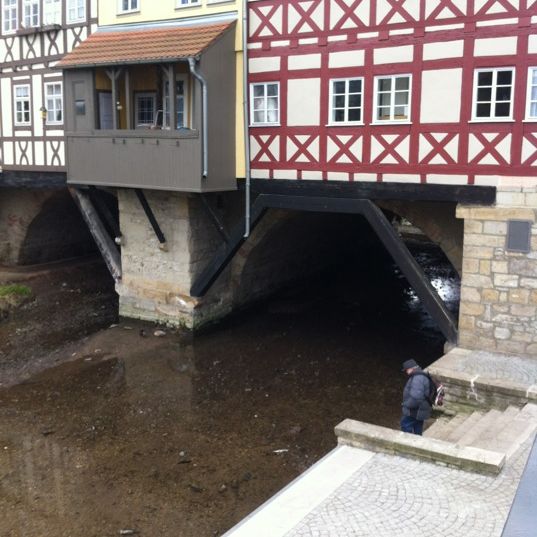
[188,57,208,178]
[242,0,252,238]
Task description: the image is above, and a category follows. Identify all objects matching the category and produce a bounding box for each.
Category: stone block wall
[458,179,537,358]
[116,189,350,329]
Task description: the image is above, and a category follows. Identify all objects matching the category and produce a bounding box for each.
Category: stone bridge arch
[377,200,463,275]
[0,189,96,266]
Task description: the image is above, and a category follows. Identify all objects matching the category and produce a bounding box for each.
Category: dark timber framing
[248,179,497,204]
[134,189,168,251]
[191,194,459,343]
[70,187,122,281]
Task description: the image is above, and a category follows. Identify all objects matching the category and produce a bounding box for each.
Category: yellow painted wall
[98,0,245,178]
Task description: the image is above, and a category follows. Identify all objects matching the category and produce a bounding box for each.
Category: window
[23,0,39,28]
[45,82,63,124]
[119,0,139,13]
[250,82,279,125]
[44,0,61,25]
[67,0,85,22]
[14,85,31,125]
[526,67,537,120]
[374,75,411,122]
[135,93,156,127]
[330,78,363,124]
[164,78,188,129]
[176,0,200,8]
[3,0,17,33]
[473,68,514,121]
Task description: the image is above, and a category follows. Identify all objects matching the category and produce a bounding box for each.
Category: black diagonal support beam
[135,189,167,251]
[190,197,268,297]
[70,187,122,281]
[191,194,458,343]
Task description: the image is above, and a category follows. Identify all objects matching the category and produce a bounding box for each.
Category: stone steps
[336,403,537,476]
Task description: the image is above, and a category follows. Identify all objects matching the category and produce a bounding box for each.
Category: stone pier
[458,178,537,358]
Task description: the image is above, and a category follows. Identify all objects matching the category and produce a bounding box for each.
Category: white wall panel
[474,36,517,56]
[288,53,321,70]
[287,78,320,126]
[423,40,464,61]
[374,45,413,65]
[329,50,365,68]
[249,56,280,73]
[1,79,13,137]
[420,69,462,123]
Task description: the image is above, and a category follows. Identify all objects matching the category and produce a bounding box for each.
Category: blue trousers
[400,415,424,435]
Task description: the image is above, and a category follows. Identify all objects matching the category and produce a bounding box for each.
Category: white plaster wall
[249,56,280,73]
[328,50,365,68]
[529,35,537,54]
[287,78,320,126]
[374,45,413,65]
[289,53,321,70]
[423,40,464,61]
[474,36,517,56]
[32,74,43,137]
[420,68,462,124]
[1,79,13,137]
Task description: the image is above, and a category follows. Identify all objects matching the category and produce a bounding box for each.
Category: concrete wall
[0,189,96,266]
[458,180,537,358]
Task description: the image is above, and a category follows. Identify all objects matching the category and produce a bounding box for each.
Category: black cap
[401,359,419,371]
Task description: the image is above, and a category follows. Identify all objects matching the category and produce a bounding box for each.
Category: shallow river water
[0,240,459,537]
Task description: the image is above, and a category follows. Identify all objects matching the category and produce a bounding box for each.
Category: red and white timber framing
[247,0,537,186]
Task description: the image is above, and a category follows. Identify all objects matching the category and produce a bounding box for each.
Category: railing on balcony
[66,129,204,192]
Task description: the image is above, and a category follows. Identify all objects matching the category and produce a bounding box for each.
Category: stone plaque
[506,220,532,253]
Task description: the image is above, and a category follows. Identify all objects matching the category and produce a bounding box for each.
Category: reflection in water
[0,239,460,536]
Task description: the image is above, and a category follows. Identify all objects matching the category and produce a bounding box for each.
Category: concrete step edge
[424,413,467,439]
[445,411,485,443]
[335,419,505,476]
[426,367,537,404]
[457,409,503,447]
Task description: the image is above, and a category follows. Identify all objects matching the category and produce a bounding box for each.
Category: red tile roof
[59,21,234,68]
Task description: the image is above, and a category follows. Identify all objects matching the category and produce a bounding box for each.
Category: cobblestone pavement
[285,439,532,537]
[435,348,537,385]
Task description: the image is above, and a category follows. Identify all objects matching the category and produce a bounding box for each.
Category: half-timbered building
[0,0,98,265]
[0,0,97,175]
[237,0,537,357]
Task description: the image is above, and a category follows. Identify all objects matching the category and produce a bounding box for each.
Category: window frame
[135,92,157,128]
[328,77,364,126]
[43,0,62,25]
[163,74,190,130]
[471,67,515,122]
[67,0,86,23]
[23,0,40,28]
[176,0,201,9]
[249,82,280,127]
[44,81,63,125]
[14,84,31,126]
[2,0,18,34]
[118,0,139,14]
[373,74,412,124]
[525,67,537,121]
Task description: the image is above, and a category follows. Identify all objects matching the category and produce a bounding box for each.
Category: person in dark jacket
[400,359,432,435]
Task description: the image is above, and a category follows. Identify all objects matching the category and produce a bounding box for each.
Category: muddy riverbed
[0,242,459,536]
